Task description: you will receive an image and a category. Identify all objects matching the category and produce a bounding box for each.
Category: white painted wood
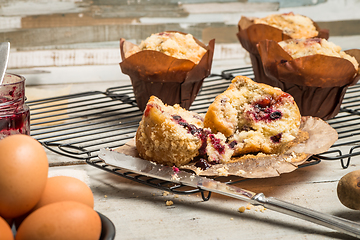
[46,156,360,240]
[10,64,127,85]
[0,0,84,16]
[241,0,360,22]
[140,0,360,24]
[7,48,121,68]
[0,16,21,29]
[181,2,279,13]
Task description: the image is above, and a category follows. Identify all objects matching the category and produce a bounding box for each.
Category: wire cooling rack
[28,66,360,200]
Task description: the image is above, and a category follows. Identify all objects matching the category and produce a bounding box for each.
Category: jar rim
[0,97,22,108]
[0,73,26,86]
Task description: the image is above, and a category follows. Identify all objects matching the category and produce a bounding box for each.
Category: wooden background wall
[0,0,359,85]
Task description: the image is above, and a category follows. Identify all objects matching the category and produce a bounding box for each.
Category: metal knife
[0,42,10,85]
[98,148,360,238]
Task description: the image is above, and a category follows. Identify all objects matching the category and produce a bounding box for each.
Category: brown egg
[0,134,49,219]
[0,216,14,240]
[15,201,101,240]
[32,176,94,211]
[337,169,360,210]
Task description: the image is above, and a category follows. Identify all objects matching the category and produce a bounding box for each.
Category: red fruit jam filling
[195,158,212,170]
[0,95,30,139]
[228,140,237,149]
[144,103,163,117]
[172,115,210,156]
[270,133,282,143]
[172,166,180,173]
[209,134,225,154]
[172,115,231,167]
[0,74,30,139]
[250,96,284,122]
[0,108,30,137]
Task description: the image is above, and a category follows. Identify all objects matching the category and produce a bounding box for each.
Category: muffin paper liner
[257,39,360,119]
[115,116,337,179]
[236,16,329,84]
[119,32,215,111]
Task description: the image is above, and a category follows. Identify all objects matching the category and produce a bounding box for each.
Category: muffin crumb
[165,200,174,206]
[246,204,253,210]
[238,206,246,213]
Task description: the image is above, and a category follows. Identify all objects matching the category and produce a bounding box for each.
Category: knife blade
[0,42,10,85]
[98,148,360,238]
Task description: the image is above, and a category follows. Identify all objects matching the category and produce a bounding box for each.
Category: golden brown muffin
[204,76,301,155]
[136,96,234,166]
[120,32,215,112]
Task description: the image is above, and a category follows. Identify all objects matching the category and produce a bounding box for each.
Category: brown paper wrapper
[113,116,337,179]
[236,16,329,84]
[119,32,215,111]
[257,39,360,120]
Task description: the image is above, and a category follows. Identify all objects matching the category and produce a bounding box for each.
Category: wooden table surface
[30,64,360,240]
[46,147,360,240]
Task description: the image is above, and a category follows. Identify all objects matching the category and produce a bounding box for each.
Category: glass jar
[0,73,30,140]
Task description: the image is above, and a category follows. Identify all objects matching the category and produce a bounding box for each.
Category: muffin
[204,76,301,155]
[136,76,302,166]
[236,12,329,85]
[257,38,360,119]
[120,31,215,111]
[135,96,234,167]
[131,76,339,178]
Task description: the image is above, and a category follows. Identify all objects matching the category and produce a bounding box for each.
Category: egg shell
[32,175,94,211]
[0,135,49,219]
[0,217,14,240]
[15,201,101,240]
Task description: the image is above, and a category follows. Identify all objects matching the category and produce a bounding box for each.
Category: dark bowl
[98,212,116,240]
[12,211,116,239]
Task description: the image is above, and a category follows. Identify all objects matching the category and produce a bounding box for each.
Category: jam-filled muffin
[125,32,207,64]
[253,12,318,39]
[136,96,234,167]
[278,38,359,71]
[204,76,301,155]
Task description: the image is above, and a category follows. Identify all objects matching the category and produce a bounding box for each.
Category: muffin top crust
[278,38,359,71]
[253,12,318,39]
[125,32,206,64]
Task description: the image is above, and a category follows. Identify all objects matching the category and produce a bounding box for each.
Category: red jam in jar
[0,73,30,139]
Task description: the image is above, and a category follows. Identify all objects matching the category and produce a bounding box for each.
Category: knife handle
[253,193,360,238]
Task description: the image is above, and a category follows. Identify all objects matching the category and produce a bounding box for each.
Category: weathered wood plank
[0,23,204,48]
[89,4,189,18]
[0,0,86,16]
[202,25,238,43]
[317,20,360,37]
[248,0,326,8]
[2,18,360,50]
[181,2,279,13]
[21,13,137,29]
[8,48,120,68]
[1,0,360,72]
